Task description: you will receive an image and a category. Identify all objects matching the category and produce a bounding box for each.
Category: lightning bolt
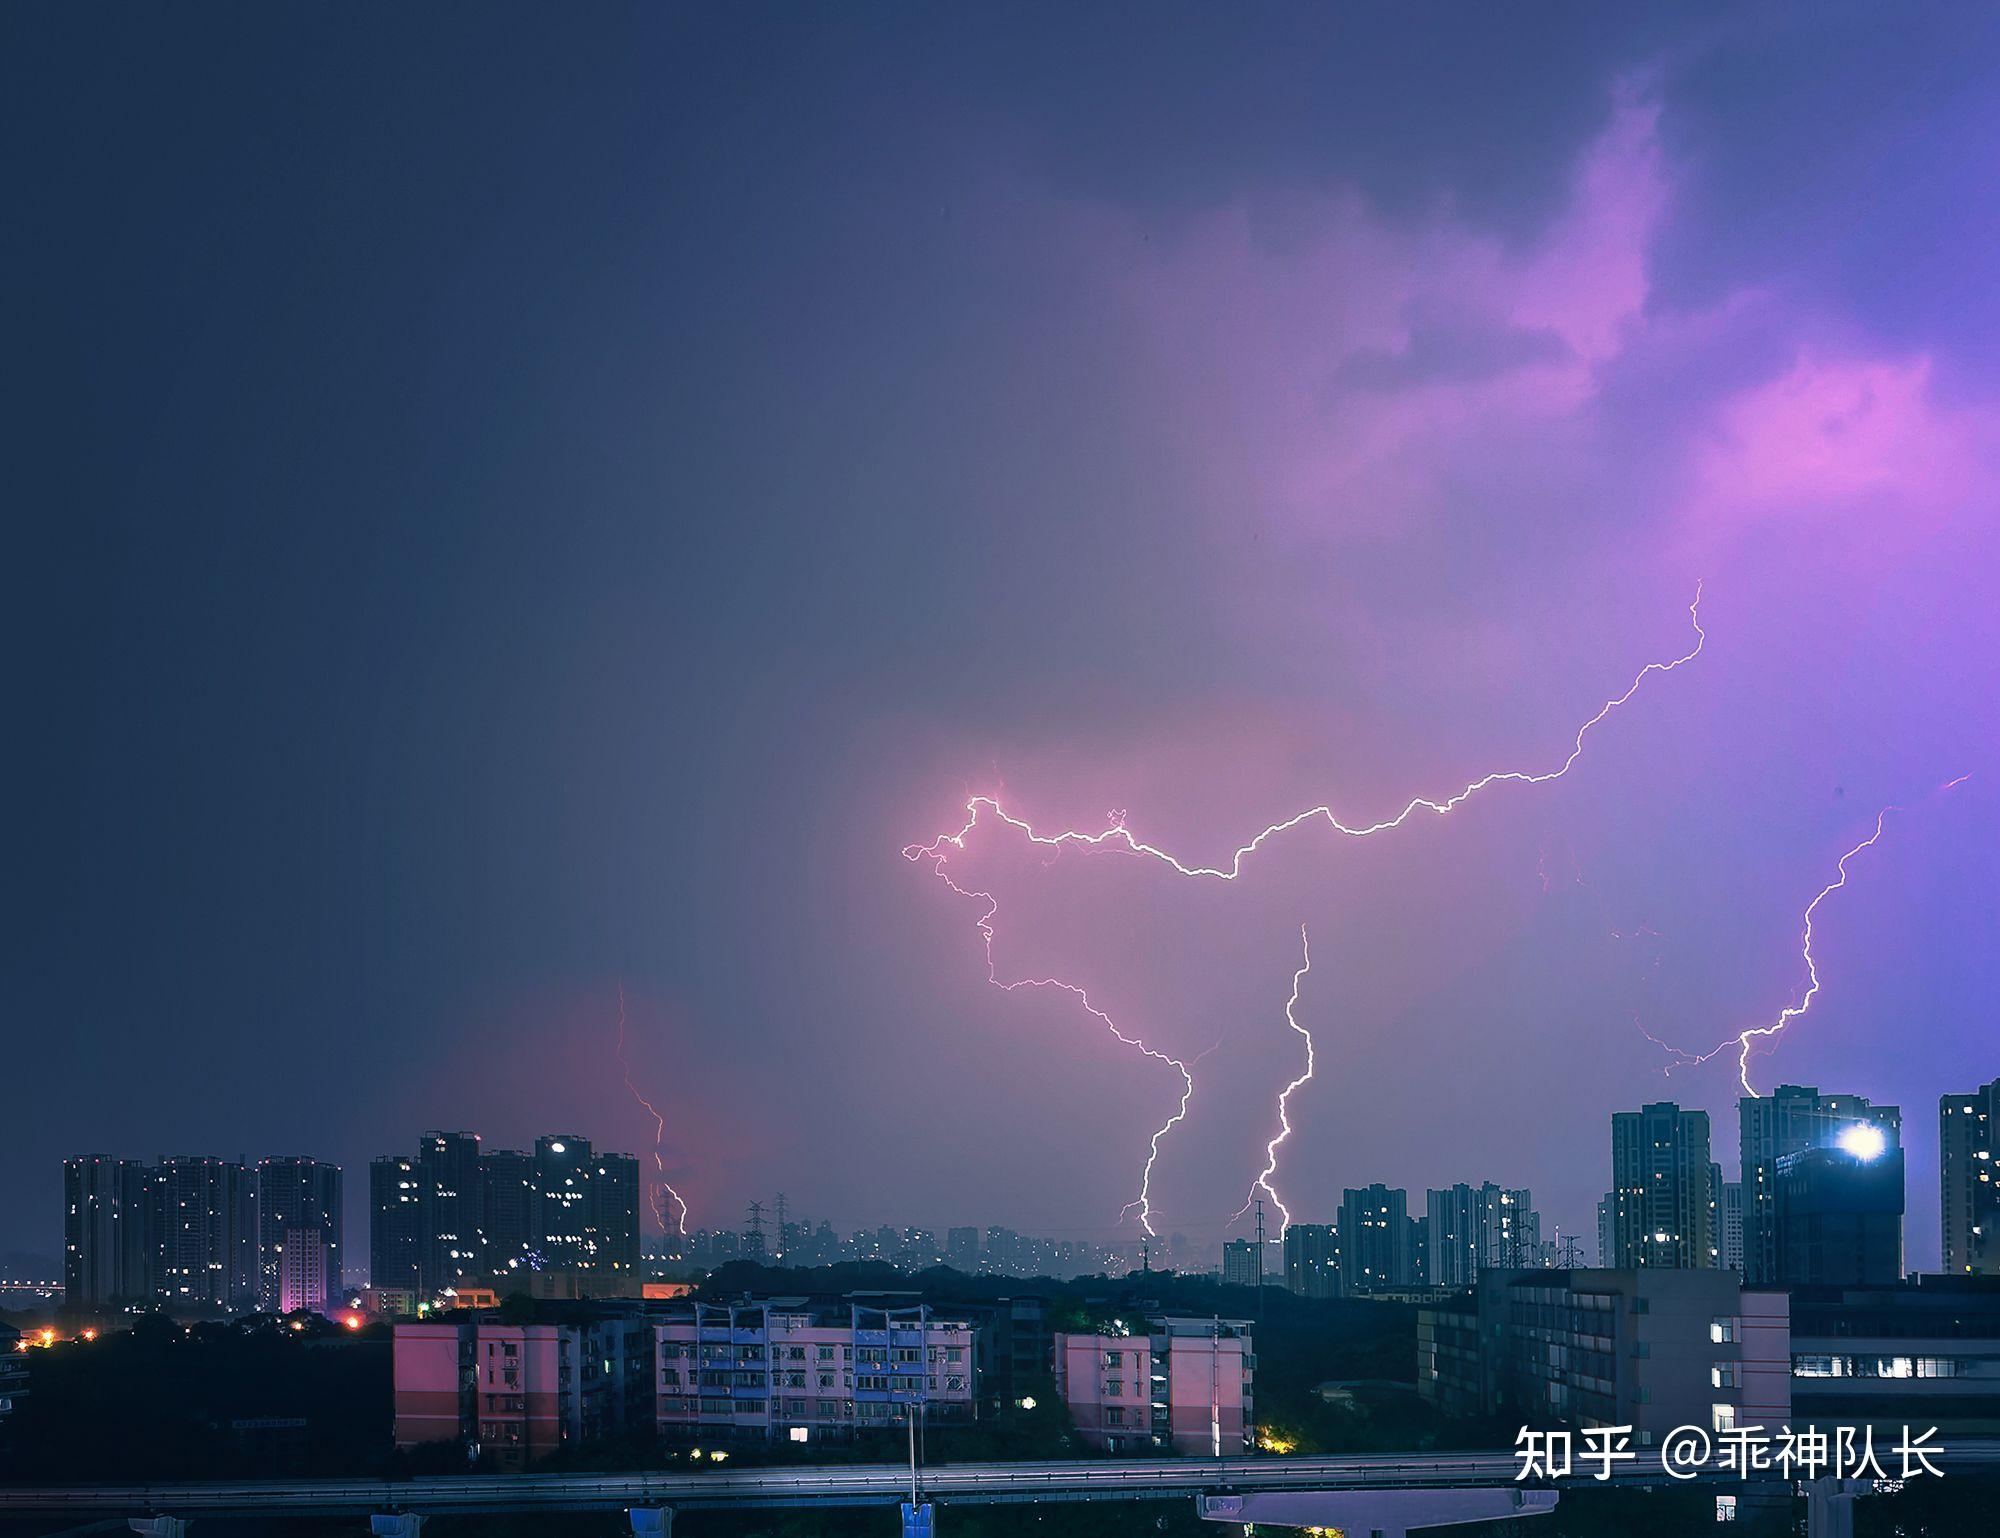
[1670,772,1971,1095]
[901,858,1195,1237]
[1233,924,1314,1235]
[908,586,1705,1231]
[614,985,689,1237]
[918,584,1705,883]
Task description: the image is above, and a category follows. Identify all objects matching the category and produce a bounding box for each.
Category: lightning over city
[907,587,1706,1229]
[1670,773,1975,1096]
[23,9,2000,1496]
[615,985,690,1236]
[1235,924,1315,1235]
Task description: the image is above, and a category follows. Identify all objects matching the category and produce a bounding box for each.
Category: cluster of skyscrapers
[368,1131,641,1296]
[1220,1181,1553,1301]
[1599,1076,2000,1286]
[63,1155,342,1314]
[668,1219,1144,1280]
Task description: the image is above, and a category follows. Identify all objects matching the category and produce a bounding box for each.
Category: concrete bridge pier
[1805,1478,1872,1538]
[627,1506,675,1538]
[369,1515,424,1538]
[1197,1487,1559,1535]
[127,1518,188,1538]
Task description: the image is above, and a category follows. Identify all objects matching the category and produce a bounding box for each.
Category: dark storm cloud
[5,3,1996,1265]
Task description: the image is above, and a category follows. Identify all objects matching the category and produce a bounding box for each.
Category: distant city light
[1838,1123,1888,1161]
[548,1141,566,1154]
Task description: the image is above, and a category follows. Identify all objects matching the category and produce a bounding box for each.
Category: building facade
[478,1149,537,1275]
[157,1157,259,1310]
[1789,1276,2000,1435]
[1426,1184,1541,1286]
[1941,1078,1999,1276]
[1419,1268,1791,1444]
[655,1298,976,1444]
[1740,1085,1901,1286]
[1054,1316,1253,1455]
[63,1156,150,1310]
[257,1156,342,1311]
[1719,1180,1745,1275]
[1339,1185,1415,1294]
[1773,1143,1905,1285]
[370,1131,643,1299]
[1282,1223,1338,1299]
[1610,1102,1714,1270]
[1221,1239,1262,1289]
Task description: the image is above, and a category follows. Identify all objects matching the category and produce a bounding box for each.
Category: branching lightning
[926,584,1705,884]
[614,985,689,1237]
[1233,924,1314,1235]
[1669,773,1971,1096]
[906,587,1706,1232]
[901,859,1196,1237]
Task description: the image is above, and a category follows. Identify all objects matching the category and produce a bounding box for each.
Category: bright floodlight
[1838,1123,1887,1161]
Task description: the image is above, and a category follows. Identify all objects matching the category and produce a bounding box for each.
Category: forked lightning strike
[615,986,690,1236]
[908,861,1195,1237]
[1233,925,1314,1235]
[1674,773,1972,1096]
[907,588,1706,1232]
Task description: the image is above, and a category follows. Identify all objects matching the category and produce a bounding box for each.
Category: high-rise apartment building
[1426,1184,1541,1286]
[370,1131,642,1296]
[1773,1142,1905,1285]
[370,1155,424,1289]
[534,1135,596,1269]
[1719,1180,1745,1275]
[1740,1086,1900,1285]
[1282,1222,1338,1299]
[1941,1078,1999,1276]
[1610,1102,1713,1269]
[1221,1238,1262,1289]
[63,1156,149,1309]
[278,1226,332,1313]
[156,1157,259,1309]
[479,1149,536,1275]
[589,1152,642,1275]
[256,1156,342,1310]
[1339,1185,1414,1294]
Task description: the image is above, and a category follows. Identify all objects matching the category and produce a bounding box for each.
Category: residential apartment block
[1054,1316,1254,1455]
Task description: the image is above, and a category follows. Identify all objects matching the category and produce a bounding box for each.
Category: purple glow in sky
[10,6,1998,1268]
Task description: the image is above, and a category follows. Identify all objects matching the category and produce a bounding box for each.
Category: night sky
[9,4,1998,1271]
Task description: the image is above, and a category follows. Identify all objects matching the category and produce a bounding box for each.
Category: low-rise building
[1418,1269,1790,1445]
[392,1320,477,1453]
[395,1313,661,1467]
[1790,1275,2000,1435]
[1054,1315,1253,1455]
[655,1298,977,1445]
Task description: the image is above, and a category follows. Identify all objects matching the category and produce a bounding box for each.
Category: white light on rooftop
[1837,1124,1887,1162]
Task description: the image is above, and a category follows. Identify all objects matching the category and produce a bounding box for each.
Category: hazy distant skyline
[9,4,1998,1268]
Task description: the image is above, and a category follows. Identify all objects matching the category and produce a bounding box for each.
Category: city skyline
[50,1072,1995,1291]
[13,6,2000,1270]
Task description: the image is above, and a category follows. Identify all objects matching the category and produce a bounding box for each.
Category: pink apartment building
[1054,1315,1254,1454]
[394,1321,582,1469]
[656,1298,977,1443]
